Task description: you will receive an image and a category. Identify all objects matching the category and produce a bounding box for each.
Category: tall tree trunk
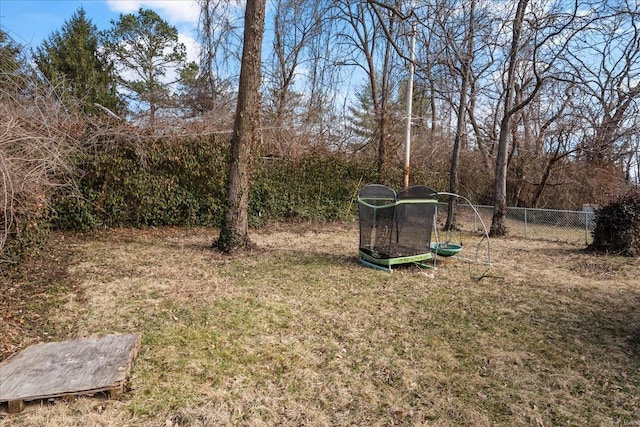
[446,0,475,231]
[215,0,266,253]
[490,0,528,237]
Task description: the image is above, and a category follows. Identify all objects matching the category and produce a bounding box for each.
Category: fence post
[584,211,589,246]
[524,207,528,239]
[473,206,477,232]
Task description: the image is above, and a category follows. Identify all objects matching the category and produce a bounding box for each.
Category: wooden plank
[0,333,141,408]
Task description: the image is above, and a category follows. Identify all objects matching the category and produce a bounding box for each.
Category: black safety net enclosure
[357,184,438,271]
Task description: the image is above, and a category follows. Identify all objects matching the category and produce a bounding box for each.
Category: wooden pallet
[0,333,141,413]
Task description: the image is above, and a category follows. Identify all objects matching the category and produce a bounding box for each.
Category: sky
[0,0,362,111]
[0,0,202,62]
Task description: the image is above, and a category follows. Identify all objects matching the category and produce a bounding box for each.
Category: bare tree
[507,80,581,208]
[440,0,477,229]
[489,0,530,236]
[1,74,78,260]
[194,0,242,116]
[214,0,267,253]
[262,0,325,157]
[566,5,640,170]
[334,0,404,184]
[302,11,346,150]
[490,0,582,236]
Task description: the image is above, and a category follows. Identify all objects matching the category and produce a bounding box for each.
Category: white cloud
[106,0,200,24]
[179,32,200,64]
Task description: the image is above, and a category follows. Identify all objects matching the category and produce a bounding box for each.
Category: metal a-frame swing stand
[357,186,492,273]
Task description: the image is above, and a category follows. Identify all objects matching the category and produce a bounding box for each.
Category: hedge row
[50,135,379,231]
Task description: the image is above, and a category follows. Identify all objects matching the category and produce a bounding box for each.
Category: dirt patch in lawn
[0,234,86,361]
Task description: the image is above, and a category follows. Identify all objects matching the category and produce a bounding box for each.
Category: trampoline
[357,184,438,271]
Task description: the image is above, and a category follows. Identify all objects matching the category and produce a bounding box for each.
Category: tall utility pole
[403,23,416,189]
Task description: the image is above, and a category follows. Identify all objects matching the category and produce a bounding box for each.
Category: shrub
[588,189,640,256]
[51,132,230,230]
[250,152,377,224]
[52,133,378,231]
[1,74,79,262]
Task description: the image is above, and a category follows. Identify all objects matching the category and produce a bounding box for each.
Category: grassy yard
[1,222,639,426]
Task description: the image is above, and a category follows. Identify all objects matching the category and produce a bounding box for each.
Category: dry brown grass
[1,222,639,426]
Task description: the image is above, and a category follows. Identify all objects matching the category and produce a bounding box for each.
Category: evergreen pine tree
[101,8,194,127]
[33,7,122,115]
[0,30,27,88]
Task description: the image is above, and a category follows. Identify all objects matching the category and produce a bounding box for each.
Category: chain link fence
[436,202,596,246]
